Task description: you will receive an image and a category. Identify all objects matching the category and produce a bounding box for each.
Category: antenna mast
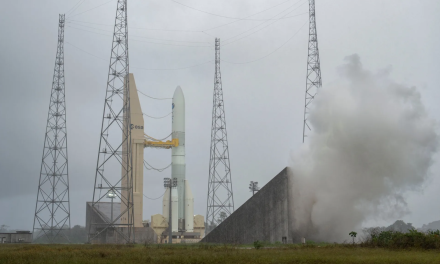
[303,0,322,142]
[88,0,134,243]
[33,14,71,243]
[206,38,235,233]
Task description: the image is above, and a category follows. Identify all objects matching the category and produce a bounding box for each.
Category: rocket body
[162,86,194,232]
[172,86,187,230]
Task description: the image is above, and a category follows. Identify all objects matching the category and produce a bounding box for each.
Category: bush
[362,229,440,249]
[253,240,263,250]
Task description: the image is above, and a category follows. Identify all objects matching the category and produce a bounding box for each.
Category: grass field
[1,244,440,264]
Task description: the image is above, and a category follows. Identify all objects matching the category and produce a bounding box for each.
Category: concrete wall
[86,202,157,244]
[201,168,293,244]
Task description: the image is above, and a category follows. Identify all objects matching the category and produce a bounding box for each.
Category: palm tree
[349,231,357,244]
[218,212,227,223]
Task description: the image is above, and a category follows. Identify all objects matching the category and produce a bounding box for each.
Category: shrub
[362,229,440,249]
[253,240,263,250]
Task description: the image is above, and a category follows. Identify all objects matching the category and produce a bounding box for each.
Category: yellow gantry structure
[144,138,179,149]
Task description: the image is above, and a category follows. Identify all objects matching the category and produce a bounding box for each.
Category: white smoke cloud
[289,54,438,242]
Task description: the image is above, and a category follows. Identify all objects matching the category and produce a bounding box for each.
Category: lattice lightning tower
[33,14,71,243]
[206,38,234,233]
[88,0,134,243]
[302,0,322,142]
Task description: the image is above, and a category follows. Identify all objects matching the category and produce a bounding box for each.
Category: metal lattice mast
[302,0,322,142]
[88,0,134,243]
[206,38,234,233]
[33,14,71,243]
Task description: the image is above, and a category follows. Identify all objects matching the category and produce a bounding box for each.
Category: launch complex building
[37,0,322,245]
[86,74,204,243]
[86,74,298,244]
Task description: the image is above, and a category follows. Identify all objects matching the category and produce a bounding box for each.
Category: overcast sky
[1,0,439,231]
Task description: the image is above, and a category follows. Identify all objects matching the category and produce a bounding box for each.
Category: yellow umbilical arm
[144,138,179,149]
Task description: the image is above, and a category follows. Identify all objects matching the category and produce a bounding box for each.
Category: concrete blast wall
[86,202,157,244]
[201,168,293,244]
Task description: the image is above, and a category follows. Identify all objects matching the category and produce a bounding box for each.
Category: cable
[68,19,204,32]
[131,37,210,47]
[143,160,172,172]
[66,0,87,16]
[67,21,211,44]
[145,133,172,141]
[222,12,307,46]
[132,35,210,45]
[66,40,213,71]
[222,2,308,45]
[132,60,214,71]
[66,0,304,31]
[65,41,107,61]
[67,25,210,47]
[221,21,307,64]
[202,0,303,32]
[143,112,172,119]
[143,190,167,200]
[137,89,172,100]
[67,0,114,18]
[67,25,114,38]
[202,31,216,38]
[170,0,301,21]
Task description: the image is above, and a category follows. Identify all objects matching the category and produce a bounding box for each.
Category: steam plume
[289,54,438,242]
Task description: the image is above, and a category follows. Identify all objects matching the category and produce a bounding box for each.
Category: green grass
[1,244,440,264]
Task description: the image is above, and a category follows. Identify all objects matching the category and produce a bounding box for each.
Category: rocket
[163,86,194,232]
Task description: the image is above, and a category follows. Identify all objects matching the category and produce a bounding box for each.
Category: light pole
[107,190,117,223]
[249,181,260,196]
[164,177,177,244]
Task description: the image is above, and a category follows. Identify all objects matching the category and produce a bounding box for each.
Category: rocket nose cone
[173,86,184,101]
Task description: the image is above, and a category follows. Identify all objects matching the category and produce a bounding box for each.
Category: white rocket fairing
[161,86,194,232]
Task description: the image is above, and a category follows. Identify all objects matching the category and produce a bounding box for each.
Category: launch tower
[33,14,71,243]
[206,38,234,233]
[302,0,322,142]
[88,0,134,243]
